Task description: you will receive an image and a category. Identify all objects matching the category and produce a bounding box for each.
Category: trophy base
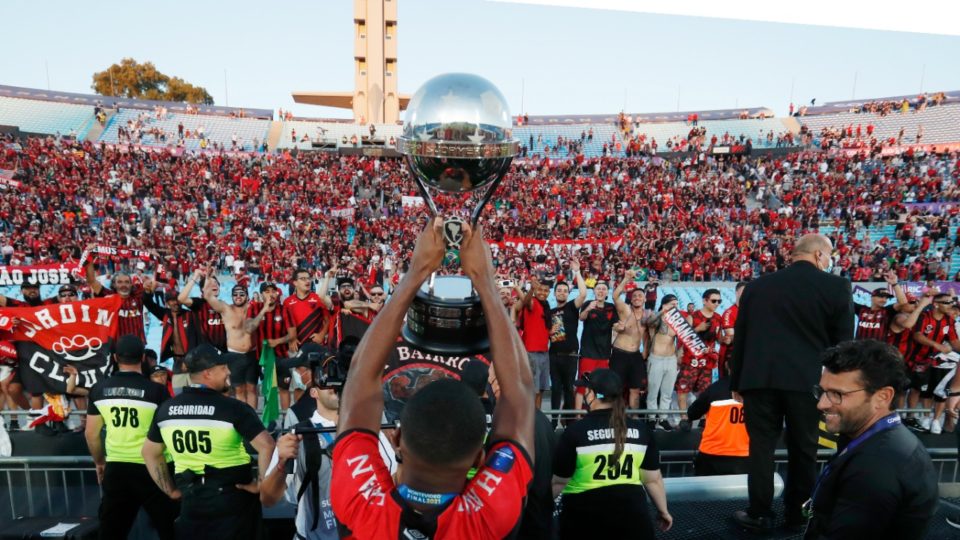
[402,275,489,356]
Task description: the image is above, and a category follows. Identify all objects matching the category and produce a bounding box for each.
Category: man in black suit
[729,234,854,531]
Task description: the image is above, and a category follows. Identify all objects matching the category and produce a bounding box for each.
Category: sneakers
[904,417,924,431]
[931,419,942,434]
[947,514,960,529]
[920,416,932,431]
[657,420,674,432]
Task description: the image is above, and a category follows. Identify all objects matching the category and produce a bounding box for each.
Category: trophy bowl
[399,73,518,197]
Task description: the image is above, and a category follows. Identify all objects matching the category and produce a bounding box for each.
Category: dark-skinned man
[142,344,276,539]
[330,217,535,539]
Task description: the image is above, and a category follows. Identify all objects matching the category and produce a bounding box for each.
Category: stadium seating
[819,223,960,277]
[276,121,402,150]
[800,103,960,146]
[513,123,624,158]
[98,110,271,152]
[631,117,797,150]
[0,96,96,138]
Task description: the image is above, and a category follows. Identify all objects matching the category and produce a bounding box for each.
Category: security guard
[687,365,750,475]
[142,344,276,539]
[84,335,178,540]
[553,369,672,540]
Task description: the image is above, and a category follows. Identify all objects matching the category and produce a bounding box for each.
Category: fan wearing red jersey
[283,268,330,350]
[905,293,960,432]
[887,292,932,379]
[177,268,228,352]
[677,289,723,426]
[718,282,747,376]
[85,261,146,342]
[331,219,535,540]
[244,282,296,409]
[853,272,907,341]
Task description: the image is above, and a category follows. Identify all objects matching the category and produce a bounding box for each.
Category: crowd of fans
[1,134,959,290]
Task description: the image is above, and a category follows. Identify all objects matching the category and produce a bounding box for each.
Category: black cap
[231,285,247,295]
[260,282,278,293]
[337,276,355,289]
[871,287,894,298]
[164,289,179,302]
[184,344,227,374]
[20,282,40,289]
[147,365,169,378]
[574,368,622,400]
[58,284,78,295]
[115,335,145,361]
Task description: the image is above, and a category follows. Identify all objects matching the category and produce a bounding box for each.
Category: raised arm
[612,269,635,316]
[461,224,535,456]
[571,259,588,308]
[85,261,105,296]
[885,271,908,310]
[318,266,336,311]
[178,269,205,307]
[202,274,229,314]
[338,218,445,434]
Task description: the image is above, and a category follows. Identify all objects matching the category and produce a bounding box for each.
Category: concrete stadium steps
[513,123,623,158]
[800,103,960,145]
[275,121,402,150]
[97,110,270,152]
[631,117,796,150]
[0,96,96,138]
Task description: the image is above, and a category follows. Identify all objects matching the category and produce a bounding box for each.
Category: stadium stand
[98,109,271,152]
[630,117,797,150]
[275,120,402,150]
[801,102,960,146]
[513,123,624,157]
[0,96,96,138]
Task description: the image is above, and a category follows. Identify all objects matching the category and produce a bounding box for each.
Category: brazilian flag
[259,342,280,427]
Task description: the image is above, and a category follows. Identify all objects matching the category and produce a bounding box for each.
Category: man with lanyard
[329,218,535,540]
[610,269,654,410]
[804,340,937,538]
[284,268,330,349]
[261,351,397,540]
[549,260,587,425]
[905,292,960,434]
[84,335,178,539]
[142,344,276,539]
[576,280,617,410]
[853,271,907,341]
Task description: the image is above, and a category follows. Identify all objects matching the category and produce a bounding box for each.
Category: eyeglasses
[936,300,956,306]
[812,384,867,405]
[370,292,384,296]
[296,276,311,281]
[233,293,247,297]
[707,299,721,304]
[58,292,77,298]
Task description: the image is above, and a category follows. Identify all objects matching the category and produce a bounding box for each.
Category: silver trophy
[398,73,518,354]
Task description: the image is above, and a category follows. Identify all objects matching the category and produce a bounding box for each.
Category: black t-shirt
[579,302,616,359]
[550,301,581,354]
[513,410,558,540]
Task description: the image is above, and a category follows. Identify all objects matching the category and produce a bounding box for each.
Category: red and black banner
[0,296,122,394]
[0,263,83,287]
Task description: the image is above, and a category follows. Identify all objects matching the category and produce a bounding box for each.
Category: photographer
[261,342,397,540]
[330,218,535,539]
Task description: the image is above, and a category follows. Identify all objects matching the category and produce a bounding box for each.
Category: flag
[259,341,279,427]
[1,296,121,394]
[28,394,68,428]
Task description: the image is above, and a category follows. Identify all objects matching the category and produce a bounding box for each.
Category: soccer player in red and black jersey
[177,269,227,352]
[283,268,329,349]
[330,219,535,540]
[85,261,146,343]
[905,292,960,433]
[853,272,907,341]
[718,281,747,377]
[245,282,296,409]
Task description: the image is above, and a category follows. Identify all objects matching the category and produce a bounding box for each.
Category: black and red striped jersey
[854,304,897,341]
[906,310,958,366]
[97,287,146,342]
[189,297,227,351]
[283,292,329,344]
[887,328,913,359]
[250,301,295,358]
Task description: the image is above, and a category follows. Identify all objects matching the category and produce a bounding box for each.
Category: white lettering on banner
[19,305,114,338]
[395,346,472,370]
[26,351,107,386]
[474,470,503,497]
[0,268,73,286]
[663,308,708,357]
[59,305,76,324]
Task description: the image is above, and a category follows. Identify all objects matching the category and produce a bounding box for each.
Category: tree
[92,58,213,105]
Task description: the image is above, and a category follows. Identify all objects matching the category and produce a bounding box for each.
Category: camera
[498,279,514,289]
[313,336,360,393]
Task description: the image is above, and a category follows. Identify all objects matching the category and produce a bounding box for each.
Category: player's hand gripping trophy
[397,73,518,355]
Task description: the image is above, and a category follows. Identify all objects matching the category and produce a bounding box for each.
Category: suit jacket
[729,261,854,393]
[803,422,938,539]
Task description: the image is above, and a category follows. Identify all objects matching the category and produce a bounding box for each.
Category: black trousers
[694,453,750,476]
[549,351,577,416]
[99,461,179,540]
[742,389,819,523]
[175,467,262,540]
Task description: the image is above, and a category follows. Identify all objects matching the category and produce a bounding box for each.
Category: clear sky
[2,0,958,119]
